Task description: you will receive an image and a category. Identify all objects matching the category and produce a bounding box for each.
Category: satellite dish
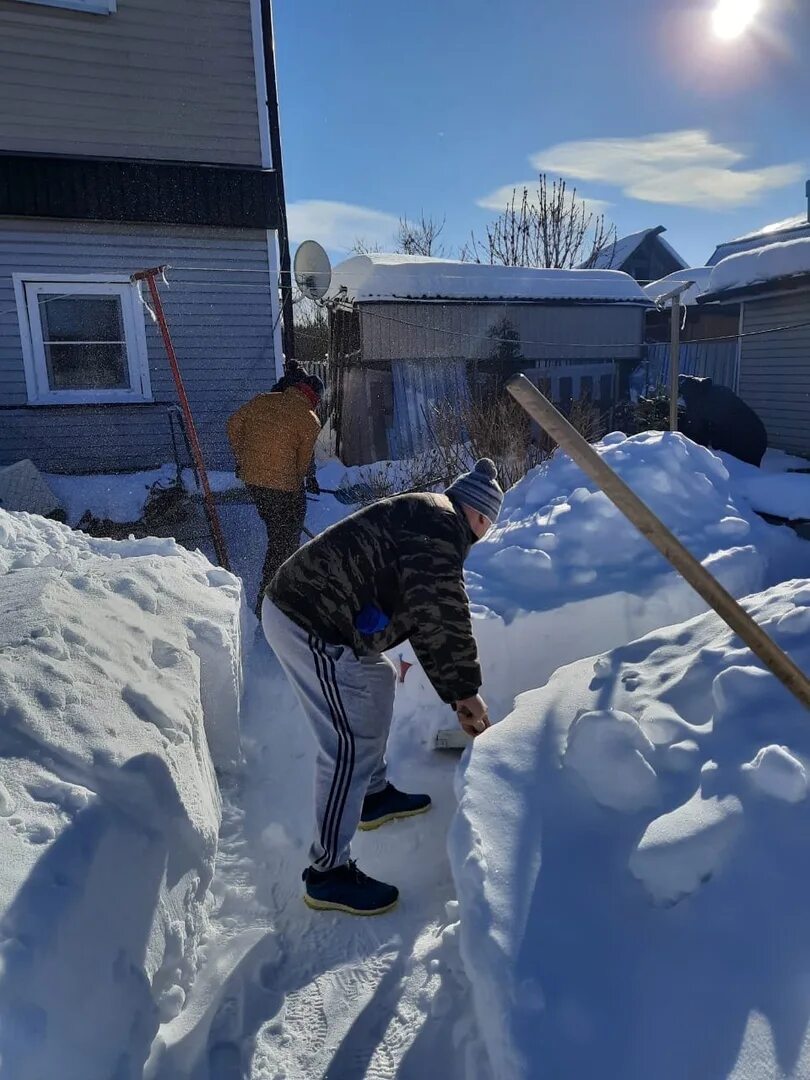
[294,240,332,301]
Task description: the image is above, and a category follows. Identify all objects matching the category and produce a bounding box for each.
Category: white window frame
[13,274,153,405]
[15,0,116,14]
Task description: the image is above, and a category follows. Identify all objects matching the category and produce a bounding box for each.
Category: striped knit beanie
[446,458,504,523]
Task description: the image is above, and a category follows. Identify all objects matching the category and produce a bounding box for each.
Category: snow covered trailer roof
[327,253,652,306]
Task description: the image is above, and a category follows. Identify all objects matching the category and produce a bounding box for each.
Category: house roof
[700,236,810,302]
[707,214,810,266]
[327,253,651,305]
[587,226,687,273]
[645,267,714,307]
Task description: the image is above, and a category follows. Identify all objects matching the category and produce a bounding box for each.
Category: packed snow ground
[149,637,487,1080]
[451,580,810,1080]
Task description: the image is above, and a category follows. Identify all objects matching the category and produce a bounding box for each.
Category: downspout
[735,301,744,395]
[259,0,295,362]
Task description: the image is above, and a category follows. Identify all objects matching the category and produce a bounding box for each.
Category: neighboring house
[587,226,687,283]
[326,254,651,464]
[707,183,810,266]
[644,268,740,390]
[699,237,810,457]
[0,0,290,473]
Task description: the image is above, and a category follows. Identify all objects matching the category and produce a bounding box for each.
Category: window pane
[44,342,130,391]
[580,375,594,400]
[39,294,124,343]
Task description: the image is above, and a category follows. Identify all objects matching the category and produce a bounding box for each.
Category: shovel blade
[433,728,472,752]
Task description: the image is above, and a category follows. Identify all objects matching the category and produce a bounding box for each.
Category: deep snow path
[155,633,489,1080]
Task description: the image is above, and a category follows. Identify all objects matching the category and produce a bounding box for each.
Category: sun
[712,0,761,40]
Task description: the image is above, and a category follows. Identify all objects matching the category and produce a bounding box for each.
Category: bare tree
[292,287,329,367]
[350,237,384,255]
[396,212,447,256]
[462,175,616,269]
[351,211,447,258]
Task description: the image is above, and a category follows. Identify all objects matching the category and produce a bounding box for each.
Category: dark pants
[249,485,306,616]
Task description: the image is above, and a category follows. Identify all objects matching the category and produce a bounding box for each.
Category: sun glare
[712,0,761,40]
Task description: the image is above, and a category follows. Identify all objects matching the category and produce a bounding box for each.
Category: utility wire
[4,269,810,353]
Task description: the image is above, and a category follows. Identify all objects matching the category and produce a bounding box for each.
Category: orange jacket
[226,387,321,492]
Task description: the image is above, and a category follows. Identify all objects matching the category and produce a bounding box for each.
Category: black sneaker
[302,861,399,916]
[359,782,432,832]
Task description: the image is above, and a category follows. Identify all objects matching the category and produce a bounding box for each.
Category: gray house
[0,0,290,473]
[325,254,651,464]
[699,237,810,458]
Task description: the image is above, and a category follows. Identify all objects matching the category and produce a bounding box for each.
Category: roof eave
[352,295,653,307]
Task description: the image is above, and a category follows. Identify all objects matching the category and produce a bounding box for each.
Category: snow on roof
[703,236,810,300]
[587,226,687,273]
[730,213,808,244]
[708,214,810,266]
[328,253,650,305]
[644,267,714,307]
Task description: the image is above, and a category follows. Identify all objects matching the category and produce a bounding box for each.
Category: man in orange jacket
[227,372,323,616]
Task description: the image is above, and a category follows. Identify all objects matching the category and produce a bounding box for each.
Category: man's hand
[455,694,490,738]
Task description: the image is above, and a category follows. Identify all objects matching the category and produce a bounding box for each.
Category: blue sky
[274,0,809,270]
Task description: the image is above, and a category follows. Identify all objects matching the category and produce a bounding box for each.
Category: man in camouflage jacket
[262,459,505,915]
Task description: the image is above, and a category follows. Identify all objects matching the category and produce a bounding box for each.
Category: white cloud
[531,130,803,211]
[477,181,611,217]
[287,200,399,254]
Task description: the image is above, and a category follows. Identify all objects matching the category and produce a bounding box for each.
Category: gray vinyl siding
[739,290,810,457]
[0,0,263,165]
[359,302,646,363]
[0,219,278,471]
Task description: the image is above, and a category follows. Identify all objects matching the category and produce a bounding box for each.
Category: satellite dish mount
[294,240,332,302]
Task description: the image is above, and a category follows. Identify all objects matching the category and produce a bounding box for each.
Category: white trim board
[13,274,152,405]
[249,0,273,170]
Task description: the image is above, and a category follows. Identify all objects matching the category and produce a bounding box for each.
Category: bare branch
[397,212,447,256]
[466,174,617,269]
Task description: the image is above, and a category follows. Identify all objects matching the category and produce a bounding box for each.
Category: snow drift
[398,431,806,724]
[450,579,810,1080]
[0,510,245,1079]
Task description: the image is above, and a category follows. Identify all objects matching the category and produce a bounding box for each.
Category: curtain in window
[388,359,470,459]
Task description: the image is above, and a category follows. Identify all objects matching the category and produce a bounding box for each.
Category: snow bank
[707,235,810,297]
[45,468,241,527]
[718,452,810,521]
[449,580,810,1080]
[328,252,650,304]
[0,510,245,1079]
[398,432,806,729]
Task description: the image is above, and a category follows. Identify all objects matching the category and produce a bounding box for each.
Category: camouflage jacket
[268,493,481,703]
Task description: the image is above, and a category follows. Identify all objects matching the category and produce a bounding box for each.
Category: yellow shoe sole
[303,894,399,916]
[357,803,431,832]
